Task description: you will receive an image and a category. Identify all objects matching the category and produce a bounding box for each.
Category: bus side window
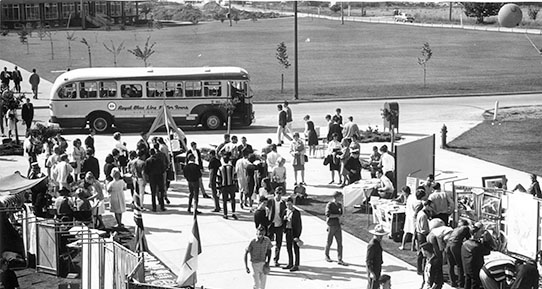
[100,81,117,98]
[122,84,142,98]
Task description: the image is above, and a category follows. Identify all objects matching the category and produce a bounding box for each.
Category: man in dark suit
[12,66,22,93]
[144,148,166,212]
[21,97,34,131]
[186,141,211,199]
[366,224,387,289]
[183,154,202,214]
[267,187,286,267]
[218,155,237,220]
[276,104,291,145]
[283,196,302,272]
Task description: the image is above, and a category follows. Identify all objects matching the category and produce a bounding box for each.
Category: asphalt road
[30,92,541,142]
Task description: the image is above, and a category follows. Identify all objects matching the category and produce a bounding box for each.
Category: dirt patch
[483,105,542,121]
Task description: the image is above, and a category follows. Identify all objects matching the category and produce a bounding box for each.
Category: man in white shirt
[52,154,74,191]
[379,145,395,186]
[342,116,360,139]
[266,144,281,174]
[376,170,394,199]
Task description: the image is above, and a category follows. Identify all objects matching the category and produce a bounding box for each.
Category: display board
[506,192,538,260]
[394,134,435,194]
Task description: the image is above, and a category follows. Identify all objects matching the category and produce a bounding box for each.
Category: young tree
[128,36,156,67]
[18,30,29,54]
[417,42,433,88]
[462,2,502,24]
[45,30,56,60]
[37,24,46,41]
[276,42,291,94]
[103,40,125,67]
[528,6,540,20]
[80,37,93,67]
[66,32,77,66]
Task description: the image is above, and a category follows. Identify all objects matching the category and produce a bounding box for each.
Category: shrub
[528,6,540,20]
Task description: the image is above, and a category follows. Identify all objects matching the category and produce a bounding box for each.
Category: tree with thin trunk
[66,32,77,66]
[103,40,125,67]
[417,42,432,88]
[18,30,29,54]
[80,38,92,67]
[128,36,156,67]
[45,30,56,60]
[276,42,291,94]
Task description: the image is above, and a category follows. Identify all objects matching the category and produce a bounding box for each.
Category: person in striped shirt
[479,258,516,289]
[218,155,238,220]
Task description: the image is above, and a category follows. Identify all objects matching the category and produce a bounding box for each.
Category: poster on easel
[405,177,418,196]
[506,191,538,260]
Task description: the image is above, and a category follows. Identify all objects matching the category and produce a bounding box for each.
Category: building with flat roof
[0,0,145,29]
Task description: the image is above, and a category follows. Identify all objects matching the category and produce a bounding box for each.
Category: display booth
[448,180,542,261]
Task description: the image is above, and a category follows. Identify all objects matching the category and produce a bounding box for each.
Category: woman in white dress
[72,138,85,181]
[107,168,126,227]
[400,187,423,251]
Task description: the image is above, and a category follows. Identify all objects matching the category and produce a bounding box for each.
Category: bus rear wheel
[89,114,112,133]
[203,113,223,130]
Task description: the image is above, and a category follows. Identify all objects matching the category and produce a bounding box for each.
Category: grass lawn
[447,106,542,177]
[1,17,542,100]
[296,195,418,267]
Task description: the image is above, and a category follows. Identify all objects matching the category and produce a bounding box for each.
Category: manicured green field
[1,17,541,100]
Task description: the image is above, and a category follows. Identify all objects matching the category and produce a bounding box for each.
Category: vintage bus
[49,67,254,132]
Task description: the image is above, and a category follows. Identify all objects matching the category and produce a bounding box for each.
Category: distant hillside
[152,1,281,24]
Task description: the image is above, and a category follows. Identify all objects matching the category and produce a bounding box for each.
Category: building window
[96,2,107,14]
[110,3,121,16]
[62,3,75,18]
[124,2,135,15]
[44,3,58,20]
[2,4,20,21]
[25,4,39,21]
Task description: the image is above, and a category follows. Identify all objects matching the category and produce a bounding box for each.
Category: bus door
[229,81,249,115]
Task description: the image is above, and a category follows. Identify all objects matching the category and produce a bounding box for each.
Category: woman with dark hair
[104,154,117,184]
[290,132,306,186]
[72,138,85,181]
[327,115,343,142]
[303,115,318,157]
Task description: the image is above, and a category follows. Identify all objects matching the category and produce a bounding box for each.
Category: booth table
[371,199,406,240]
[343,179,381,208]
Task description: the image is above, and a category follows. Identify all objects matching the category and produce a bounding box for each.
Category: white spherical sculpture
[498,4,523,28]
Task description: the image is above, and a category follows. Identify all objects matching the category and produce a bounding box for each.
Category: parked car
[394,13,415,23]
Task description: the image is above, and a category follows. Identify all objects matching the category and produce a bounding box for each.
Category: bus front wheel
[203,113,222,130]
[89,114,112,133]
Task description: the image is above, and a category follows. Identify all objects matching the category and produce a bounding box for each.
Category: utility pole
[293,1,298,100]
[228,0,232,27]
[340,2,344,24]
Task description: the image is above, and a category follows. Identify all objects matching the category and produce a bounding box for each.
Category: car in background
[394,13,415,23]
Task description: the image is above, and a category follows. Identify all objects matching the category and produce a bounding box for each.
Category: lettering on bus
[115,105,189,111]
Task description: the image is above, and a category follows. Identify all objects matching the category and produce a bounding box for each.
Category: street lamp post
[293,1,298,100]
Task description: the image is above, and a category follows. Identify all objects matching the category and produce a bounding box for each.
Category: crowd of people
[4,95,542,289]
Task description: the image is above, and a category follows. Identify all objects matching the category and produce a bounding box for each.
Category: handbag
[304,155,308,162]
[323,155,331,166]
[66,174,74,184]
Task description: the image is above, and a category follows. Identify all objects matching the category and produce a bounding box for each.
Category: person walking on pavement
[218,155,238,220]
[144,148,166,212]
[187,141,211,199]
[366,224,387,289]
[11,66,22,93]
[183,154,202,214]
[283,196,302,272]
[244,225,272,289]
[268,187,286,266]
[325,191,346,265]
[283,101,293,135]
[208,150,222,212]
[29,68,40,99]
[0,96,5,137]
[276,104,291,145]
[21,97,34,131]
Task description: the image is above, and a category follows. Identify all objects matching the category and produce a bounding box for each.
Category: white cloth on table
[343,179,380,207]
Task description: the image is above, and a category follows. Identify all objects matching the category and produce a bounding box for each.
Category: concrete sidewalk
[0,59,54,109]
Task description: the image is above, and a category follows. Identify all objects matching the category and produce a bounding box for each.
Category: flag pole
[162,99,176,181]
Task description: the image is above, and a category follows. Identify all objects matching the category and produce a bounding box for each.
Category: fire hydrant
[441,124,448,148]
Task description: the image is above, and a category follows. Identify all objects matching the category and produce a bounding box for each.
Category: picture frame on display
[481,175,507,189]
